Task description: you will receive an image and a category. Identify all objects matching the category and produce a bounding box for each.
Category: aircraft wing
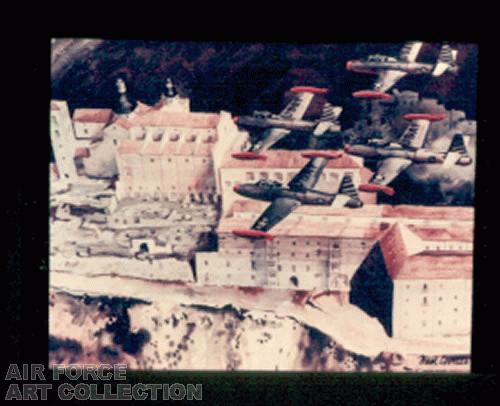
[372,157,413,186]
[374,69,408,92]
[252,127,291,153]
[279,92,315,120]
[398,119,430,150]
[287,156,330,191]
[251,197,301,232]
[399,41,423,62]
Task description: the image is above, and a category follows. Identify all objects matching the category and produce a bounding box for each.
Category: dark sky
[51,41,477,122]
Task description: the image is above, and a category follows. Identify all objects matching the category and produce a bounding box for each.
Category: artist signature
[419,355,470,365]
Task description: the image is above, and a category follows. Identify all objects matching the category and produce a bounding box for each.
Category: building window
[226,261,231,267]
[423,297,428,306]
[292,265,296,272]
[246,172,255,181]
[259,172,269,180]
[150,158,155,163]
[274,172,283,181]
[423,283,428,291]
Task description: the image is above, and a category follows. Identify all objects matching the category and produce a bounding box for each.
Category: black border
[4,18,495,404]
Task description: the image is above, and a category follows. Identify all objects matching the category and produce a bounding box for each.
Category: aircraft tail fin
[443,133,473,167]
[331,173,363,208]
[312,103,342,136]
[338,173,361,201]
[432,43,459,76]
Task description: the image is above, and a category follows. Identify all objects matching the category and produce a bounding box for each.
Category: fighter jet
[344,113,473,196]
[231,151,363,239]
[346,42,459,93]
[232,86,343,160]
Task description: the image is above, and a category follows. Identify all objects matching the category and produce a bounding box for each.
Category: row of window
[225,171,341,186]
[122,156,210,164]
[125,185,216,193]
[132,130,215,144]
[402,319,460,330]
[404,283,465,293]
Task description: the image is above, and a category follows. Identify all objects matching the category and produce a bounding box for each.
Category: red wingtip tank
[300,150,343,160]
[289,86,329,94]
[358,183,396,196]
[231,152,268,160]
[232,229,274,241]
[403,113,447,122]
[352,90,394,101]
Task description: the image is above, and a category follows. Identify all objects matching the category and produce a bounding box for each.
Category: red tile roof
[382,205,473,221]
[222,150,361,169]
[218,210,381,239]
[229,201,474,223]
[116,139,143,155]
[395,254,473,280]
[378,223,472,280]
[123,110,220,129]
[141,141,163,155]
[230,200,385,218]
[407,225,473,242]
[134,101,154,115]
[113,117,133,129]
[73,108,114,124]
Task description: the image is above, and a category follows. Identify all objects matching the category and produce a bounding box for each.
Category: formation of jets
[229,41,470,238]
[346,41,459,93]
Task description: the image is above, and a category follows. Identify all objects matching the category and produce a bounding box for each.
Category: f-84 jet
[346,42,459,93]
[232,150,363,239]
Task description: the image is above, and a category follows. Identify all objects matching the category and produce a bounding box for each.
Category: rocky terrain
[49,292,468,372]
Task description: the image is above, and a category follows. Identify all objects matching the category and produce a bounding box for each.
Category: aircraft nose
[233,116,239,123]
[233,183,241,192]
[346,61,354,70]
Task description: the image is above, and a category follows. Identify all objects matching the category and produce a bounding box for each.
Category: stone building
[350,221,473,339]
[114,109,246,202]
[196,201,473,300]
